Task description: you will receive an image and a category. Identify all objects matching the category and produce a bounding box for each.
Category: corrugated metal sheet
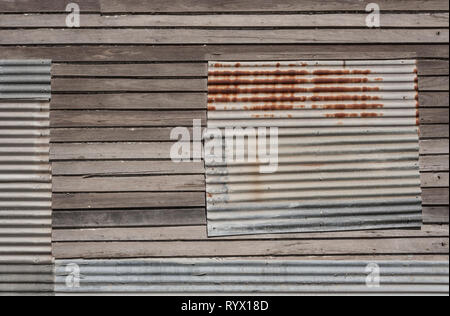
[0,60,51,100]
[206,60,422,237]
[0,60,52,295]
[54,259,449,295]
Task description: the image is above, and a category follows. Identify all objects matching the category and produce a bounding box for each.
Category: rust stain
[208,77,370,85]
[248,104,294,111]
[235,63,241,68]
[208,86,380,94]
[207,105,216,111]
[208,95,380,103]
[323,103,384,110]
[361,112,381,118]
[416,118,420,126]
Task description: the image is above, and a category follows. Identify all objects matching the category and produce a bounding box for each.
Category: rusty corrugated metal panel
[54,259,449,295]
[0,60,52,295]
[206,60,422,237]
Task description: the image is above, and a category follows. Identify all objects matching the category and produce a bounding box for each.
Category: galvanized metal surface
[0,60,51,100]
[54,259,449,295]
[0,60,52,295]
[206,60,422,237]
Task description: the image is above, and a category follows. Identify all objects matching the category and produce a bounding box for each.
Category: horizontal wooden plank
[420,108,449,124]
[421,172,449,187]
[420,125,449,138]
[50,128,202,142]
[53,208,206,228]
[420,92,449,108]
[419,76,450,91]
[52,78,206,92]
[1,29,447,45]
[52,175,205,192]
[0,0,100,12]
[420,139,449,155]
[1,45,447,61]
[420,155,449,171]
[99,0,450,12]
[52,63,206,77]
[423,206,450,223]
[51,161,204,176]
[52,237,449,259]
[422,188,450,205]
[2,13,449,28]
[50,111,206,128]
[419,60,449,76]
[52,224,449,242]
[50,143,195,160]
[50,93,206,110]
[52,192,205,209]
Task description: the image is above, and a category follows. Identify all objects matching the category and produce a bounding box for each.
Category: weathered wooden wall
[1,0,448,260]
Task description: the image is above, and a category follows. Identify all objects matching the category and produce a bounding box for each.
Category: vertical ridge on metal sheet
[0,60,52,295]
[206,60,423,237]
[54,259,449,295]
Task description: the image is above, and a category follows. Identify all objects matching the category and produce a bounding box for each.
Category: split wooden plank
[420,155,449,172]
[2,13,449,28]
[0,45,447,62]
[52,237,449,259]
[420,140,449,155]
[421,172,449,187]
[51,161,204,176]
[52,192,206,209]
[52,63,206,77]
[419,76,450,91]
[52,224,449,242]
[50,93,206,110]
[52,175,205,192]
[1,29,447,45]
[420,125,449,138]
[422,188,450,205]
[52,208,207,228]
[423,206,450,223]
[52,78,206,92]
[99,0,450,13]
[50,143,202,160]
[50,111,206,128]
[0,0,100,12]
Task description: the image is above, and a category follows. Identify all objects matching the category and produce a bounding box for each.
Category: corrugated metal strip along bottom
[206,60,422,237]
[54,259,449,295]
[0,100,52,295]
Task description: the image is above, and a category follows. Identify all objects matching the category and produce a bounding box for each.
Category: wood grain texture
[50,143,201,160]
[53,208,206,228]
[420,108,449,124]
[2,13,448,28]
[1,29,447,45]
[421,172,449,187]
[52,192,205,209]
[420,125,449,138]
[420,140,449,155]
[52,237,449,259]
[423,207,450,223]
[50,93,206,110]
[420,155,449,171]
[53,224,449,242]
[419,76,450,91]
[52,175,205,192]
[419,92,449,108]
[422,188,450,205]
[51,161,204,176]
[1,45,447,62]
[52,78,206,92]
[52,63,206,77]
[50,111,205,128]
[99,0,450,12]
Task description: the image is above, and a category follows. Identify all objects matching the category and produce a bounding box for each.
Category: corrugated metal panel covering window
[0,60,52,295]
[54,259,449,295]
[206,60,422,237]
